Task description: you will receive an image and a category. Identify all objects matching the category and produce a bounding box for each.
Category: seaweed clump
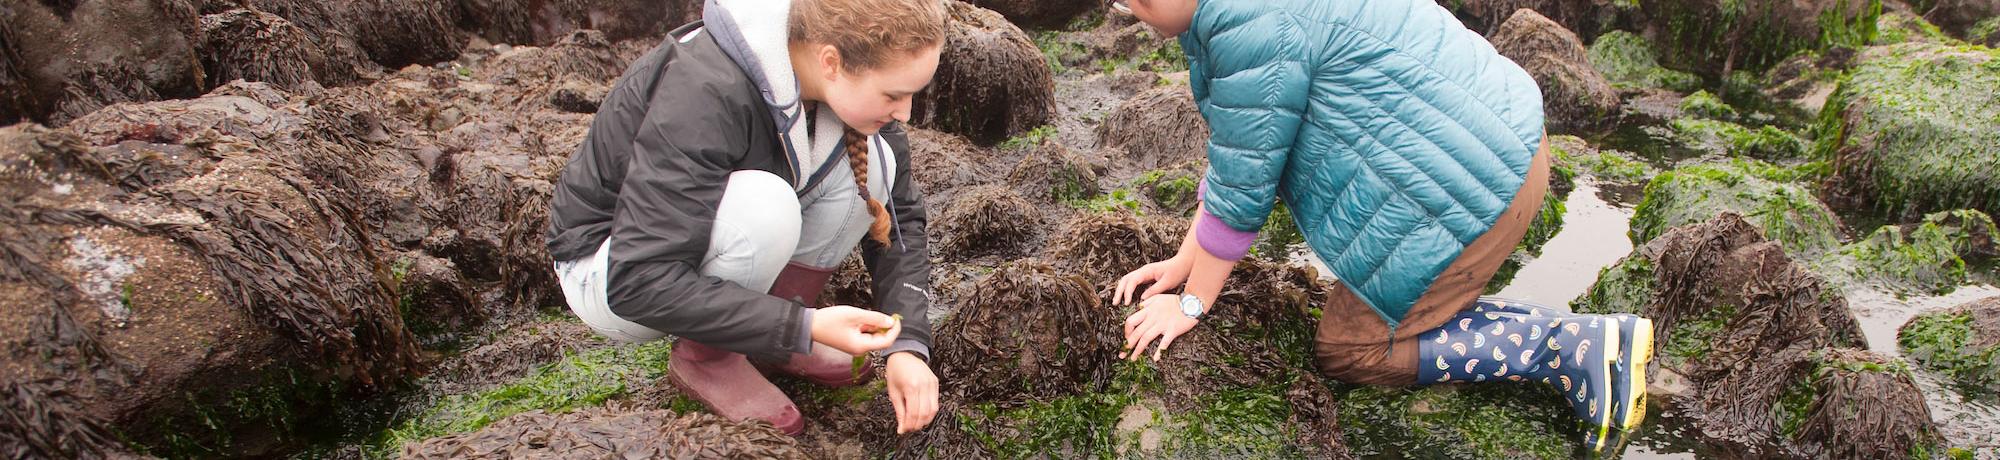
[931,259,1123,404]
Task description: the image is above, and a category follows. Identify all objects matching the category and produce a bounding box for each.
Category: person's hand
[811,306,900,355]
[1114,256,1193,306]
[1121,293,1200,361]
[884,352,938,434]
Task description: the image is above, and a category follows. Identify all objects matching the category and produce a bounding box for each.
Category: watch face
[1180,295,1201,316]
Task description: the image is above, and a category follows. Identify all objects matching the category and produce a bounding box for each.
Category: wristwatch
[1179,294,1205,319]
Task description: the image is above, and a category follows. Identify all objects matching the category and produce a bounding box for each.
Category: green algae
[1872,11,1955,45]
[1648,0,1880,76]
[1588,30,1704,92]
[1815,210,1996,295]
[1336,383,1578,459]
[1574,256,1658,316]
[1813,42,2000,219]
[1134,169,1200,214]
[1899,309,2000,396]
[1680,90,1741,120]
[1667,117,1807,159]
[367,340,674,457]
[1630,160,1841,256]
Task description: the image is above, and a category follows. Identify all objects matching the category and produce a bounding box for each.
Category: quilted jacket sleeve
[1184,15,1313,233]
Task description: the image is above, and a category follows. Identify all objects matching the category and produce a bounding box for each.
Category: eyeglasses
[1107,0,1132,14]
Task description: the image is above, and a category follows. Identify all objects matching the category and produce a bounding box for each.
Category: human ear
[818,44,844,82]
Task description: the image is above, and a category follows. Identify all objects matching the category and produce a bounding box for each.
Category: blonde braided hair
[841,127,893,245]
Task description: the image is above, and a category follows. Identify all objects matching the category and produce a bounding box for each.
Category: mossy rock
[1587,30,1703,92]
[1336,383,1579,459]
[1904,0,2000,39]
[1047,211,1183,282]
[1638,0,1882,78]
[1630,160,1842,257]
[1098,85,1208,171]
[1813,209,1998,295]
[1574,256,1656,316]
[1898,296,2000,396]
[1678,90,1739,120]
[1871,11,1956,45]
[1971,17,2000,46]
[1005,137,1103,203]
[1814,42,2000,221]
[1666,117,1808,159]
[1549,135,1656,183]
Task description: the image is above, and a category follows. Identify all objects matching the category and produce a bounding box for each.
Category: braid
[843,128,893,245]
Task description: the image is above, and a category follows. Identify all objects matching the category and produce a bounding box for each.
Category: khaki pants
[1313,140,1552,386]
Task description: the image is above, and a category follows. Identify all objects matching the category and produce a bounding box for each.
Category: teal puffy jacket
[1185,0,1545,332]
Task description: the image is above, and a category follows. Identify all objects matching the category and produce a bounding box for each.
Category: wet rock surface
[400,407,809,459]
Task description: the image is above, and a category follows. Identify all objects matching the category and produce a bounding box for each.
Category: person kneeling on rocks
[544,0,946,436]
[1107,0,1656,452]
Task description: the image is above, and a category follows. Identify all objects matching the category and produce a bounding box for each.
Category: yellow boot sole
[1620,317,1655,432]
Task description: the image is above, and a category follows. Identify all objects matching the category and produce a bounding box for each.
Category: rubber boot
[1419,307,1622,453]
[668,339,805,435]
[1474,298,1655,433]
[763,262,877,387]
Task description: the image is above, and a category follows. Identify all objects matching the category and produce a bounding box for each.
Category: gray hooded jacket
[544,0,934,362]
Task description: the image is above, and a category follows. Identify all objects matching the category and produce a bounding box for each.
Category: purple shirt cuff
[1195,180,1258,261]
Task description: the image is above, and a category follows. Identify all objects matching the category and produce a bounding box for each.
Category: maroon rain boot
[668,339,805,435]
[764,262,879,387]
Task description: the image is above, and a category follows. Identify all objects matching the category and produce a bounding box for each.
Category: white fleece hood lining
[711,0,894,199]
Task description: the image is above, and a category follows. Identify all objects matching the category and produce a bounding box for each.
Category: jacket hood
[701,0,898,197]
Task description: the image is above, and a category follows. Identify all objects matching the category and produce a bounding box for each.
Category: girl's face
[822,45,942,135]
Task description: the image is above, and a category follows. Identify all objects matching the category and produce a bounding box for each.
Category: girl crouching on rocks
[545,0,946,436]
[1108,0,1657,452]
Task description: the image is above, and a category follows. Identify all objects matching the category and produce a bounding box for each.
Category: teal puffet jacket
[1184,0,1545,334]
